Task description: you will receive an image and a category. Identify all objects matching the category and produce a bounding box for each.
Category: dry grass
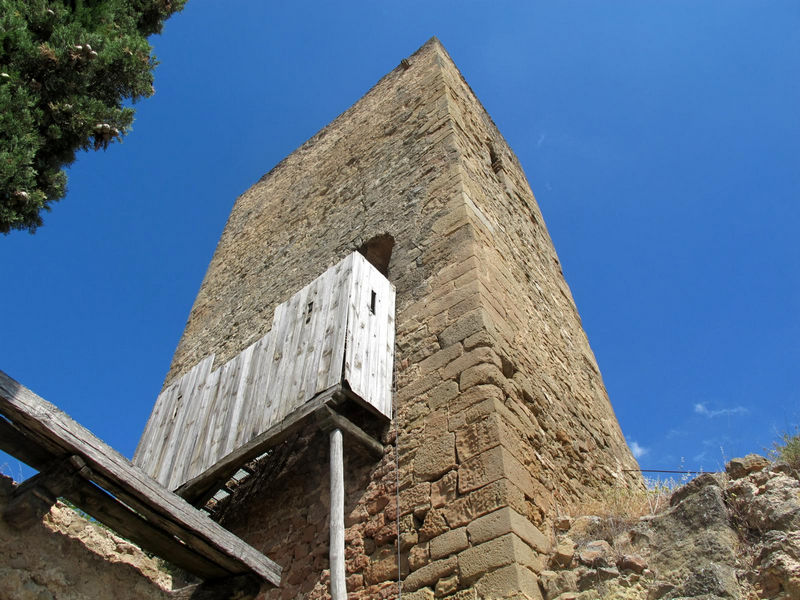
[570,478,679,545]
[770,428,800,470]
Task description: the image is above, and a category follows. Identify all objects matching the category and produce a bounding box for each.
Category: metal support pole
[329,427,346,600]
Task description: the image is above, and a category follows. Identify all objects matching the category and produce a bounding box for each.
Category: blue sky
[2,1,798,481]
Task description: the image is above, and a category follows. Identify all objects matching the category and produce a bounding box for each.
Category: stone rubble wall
[157,38,641,599]
[0,474,171,600]
[538,455,800,600]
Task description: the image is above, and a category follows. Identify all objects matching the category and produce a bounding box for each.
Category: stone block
[455,415,502,463]
[427,381,460,411]
[458,533,541,583]
[417,343,464,376]
[457,444,539,500]
[443,478,526,528]
[438,309,490,348]
[415,432,456,482]
[475,564,542,600]
[400,482,431,518]
[466,507,549,554]
[419,509,449,542]
[364,555,399,585]
[447,385,505,425]
[460,363,506,392]
[436,573,459,597]
[397,372,441,403]
[402,556,458,592]
[442,347,502,381]
[409,543,430,571]
[431,471,457,508]
[458,446,506,494]
[430,527,469,560]
[402,588,435,600]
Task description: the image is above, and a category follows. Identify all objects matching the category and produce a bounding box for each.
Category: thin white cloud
[666,428,687,439]
[694,403,748,418]
[536,133,547,147]
[629,441,649,459]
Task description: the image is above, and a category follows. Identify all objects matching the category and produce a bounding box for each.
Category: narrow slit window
[369,291,376,315]
[305,301,314,324]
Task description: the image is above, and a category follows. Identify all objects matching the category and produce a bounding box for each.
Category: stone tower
[162,38,640,599]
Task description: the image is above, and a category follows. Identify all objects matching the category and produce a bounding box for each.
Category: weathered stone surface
[752,529,800,599]
[467,506,549,554]
[430,527,469,560]
[540,569,578,599]
[577,540,613,567]
[415,432,456,482]
[458,533,542,583]
[474,563,542,600]
[616,554,647,574]
[431,471,457,509]
[403,588,435,600]
[726,472,800,532]
[435,573,459,597]
[541,461,800,600]
[550,538,576,569]
[419,509,449,542]
[726,453,771,479]
[403,556,458,592]
[0,476,171,600]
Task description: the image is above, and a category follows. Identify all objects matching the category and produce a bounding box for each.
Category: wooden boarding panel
[344,253,396,418]
[134,252,395,491]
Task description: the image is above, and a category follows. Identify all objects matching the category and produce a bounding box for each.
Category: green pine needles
[0,0,185,233]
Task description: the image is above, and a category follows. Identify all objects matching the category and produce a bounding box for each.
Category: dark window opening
[305,301,313,324]
[357,233,394,277]
[370,290,376,315]
[488,143,503,174]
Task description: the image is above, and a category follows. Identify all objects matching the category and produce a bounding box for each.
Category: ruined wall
[159,38,640,599]
[0,475,171,600]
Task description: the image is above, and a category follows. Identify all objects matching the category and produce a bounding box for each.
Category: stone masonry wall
[159,39,641,599]
[0,474,171,600]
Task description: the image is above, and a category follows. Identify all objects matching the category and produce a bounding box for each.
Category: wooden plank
[0,369,281,587]
[194,367,223,477]
[0,415,56,467]
[185,365,221,486]
[240,332,271,442]
[248,331,275,440]
[164,356,215,490]
[316,255,352,393]
[222,344,255,457]
[176,385,340,506]
[343,254,395,419]
[158,361,198,484]
[66,478,229,578]
[134,378,178,478]
[377,271,396,417]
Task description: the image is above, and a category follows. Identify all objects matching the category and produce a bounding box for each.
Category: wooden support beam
[176,385,339,506]
[0,369,281,588]
[65,473,230,579]
[0,415,61,468]
[328,428,346,600]
[315,406,384,460]
[3,455,87,529]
